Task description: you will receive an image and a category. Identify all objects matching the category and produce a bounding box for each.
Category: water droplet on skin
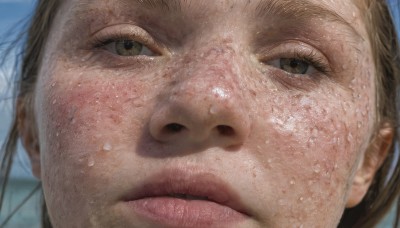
[209,106,218,115]
[299,196,304,202]
[265,140,269,144]
[88,157,95,167]
[290,179,295,185]
[103,142,113,152]
[56,132,60,137]
[81,52,93,62]
[212,87,228,99]
[52,99,57,105]
[278,199,286,206]
[357,121,362,129]
[347,133,353,142]
[51,82,56,87]
[313,164,321,174]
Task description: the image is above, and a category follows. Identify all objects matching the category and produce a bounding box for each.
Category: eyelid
[89,24,164,55]
[257,41,332,75]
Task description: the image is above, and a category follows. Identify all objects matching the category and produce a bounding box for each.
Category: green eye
[101,39,155,57]
[115,40,144,56]
[280,58,310,74]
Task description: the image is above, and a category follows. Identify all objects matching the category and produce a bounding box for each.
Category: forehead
[62,0,366,39]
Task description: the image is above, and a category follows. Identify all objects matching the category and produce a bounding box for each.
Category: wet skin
[29,0,383,227]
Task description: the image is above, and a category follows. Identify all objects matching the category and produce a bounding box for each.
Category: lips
[122,169,249,227]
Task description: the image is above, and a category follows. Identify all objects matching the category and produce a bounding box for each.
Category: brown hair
[0,0,399,227]
[340,1,400,227]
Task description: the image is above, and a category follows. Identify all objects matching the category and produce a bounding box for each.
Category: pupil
[124,40,134,50]
[280,58,309,74]
[290,60,299,68]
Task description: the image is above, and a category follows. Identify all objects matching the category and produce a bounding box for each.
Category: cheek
[35,63,156,204]
[248,80,374,218]
[40,74,148,160]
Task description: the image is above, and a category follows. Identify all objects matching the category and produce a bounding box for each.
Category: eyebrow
[126,0,182,12]
[254,0,362,40]
[79,0,363,41]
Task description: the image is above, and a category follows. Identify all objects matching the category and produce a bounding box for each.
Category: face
[30,0,379,227]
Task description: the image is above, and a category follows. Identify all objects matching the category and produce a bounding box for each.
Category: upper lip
[122,168,250,216]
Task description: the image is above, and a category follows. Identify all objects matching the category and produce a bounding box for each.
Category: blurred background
[0,0,399,227]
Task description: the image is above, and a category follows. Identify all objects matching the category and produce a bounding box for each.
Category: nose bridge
[149,42,251,148]
[177,41,241,98]
[171,43,245,125]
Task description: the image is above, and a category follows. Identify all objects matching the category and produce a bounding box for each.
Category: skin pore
[18,0,393,227]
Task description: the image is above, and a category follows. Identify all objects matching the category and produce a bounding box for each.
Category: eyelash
[90,31,156,54]
[288,50,330,75]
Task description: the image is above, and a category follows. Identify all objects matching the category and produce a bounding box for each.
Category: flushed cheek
[37,65,157,195]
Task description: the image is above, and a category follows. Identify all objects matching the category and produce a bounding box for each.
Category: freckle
[311,128,319,137]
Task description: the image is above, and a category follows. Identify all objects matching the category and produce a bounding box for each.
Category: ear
[17,97,41,179]
[346,124,393,207]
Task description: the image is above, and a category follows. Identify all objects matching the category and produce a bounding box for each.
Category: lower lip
[127,197,247,227]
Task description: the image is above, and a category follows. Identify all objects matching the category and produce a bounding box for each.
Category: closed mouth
[122,168,249,227]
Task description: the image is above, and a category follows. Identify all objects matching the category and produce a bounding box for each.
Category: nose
[149,47,251,149]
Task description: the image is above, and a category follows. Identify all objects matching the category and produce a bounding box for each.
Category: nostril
[164,123,186,133]
[217,125,235,137]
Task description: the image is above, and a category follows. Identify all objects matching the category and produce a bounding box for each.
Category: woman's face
[31,0,379,227]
